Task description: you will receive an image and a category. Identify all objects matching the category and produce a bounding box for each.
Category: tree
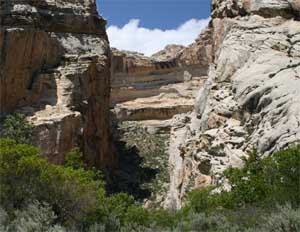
[1,113,34,145]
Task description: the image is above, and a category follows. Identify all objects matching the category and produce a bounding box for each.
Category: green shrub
[124,206,150,226]
[0,139,105,227]
[1,113,34,145]
[180,146,300,218]
[65,148,85,169]
[174,212,233,232]
[207,146,226,157]
[98,193,135,225]
[0,201,66,232]
[182,187,235,215]
[148,209,176,228]
[1,137,299,231]
[258,204,300,232]
[225,146,300,206]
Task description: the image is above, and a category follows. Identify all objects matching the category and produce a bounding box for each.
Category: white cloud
[107,18,210,56]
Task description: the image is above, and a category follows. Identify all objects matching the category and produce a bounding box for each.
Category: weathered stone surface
[152,44,185,61]
[0,0,113,169]
[165,0,300,209]
[110,37,211,207]
[114,93,195,122]
[211,0,300,19]
[111,46,209,106]
[112,77,206,131]
[177,26,213,68]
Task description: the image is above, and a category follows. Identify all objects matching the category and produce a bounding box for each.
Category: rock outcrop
[0,0,113,169]
[165,0,300,210]
[111,45,210,124]
[110,41,211,206]
[152,44,185,61]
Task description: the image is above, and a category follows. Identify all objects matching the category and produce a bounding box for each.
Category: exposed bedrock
[110,32,213,206]
[110,29,213,124]
[165,0,300,210]
[0,0,114,170]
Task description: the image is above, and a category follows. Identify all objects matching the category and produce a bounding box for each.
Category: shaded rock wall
[0,0,113,170]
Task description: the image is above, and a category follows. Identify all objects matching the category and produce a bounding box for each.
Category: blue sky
[96,0,211,55]
[97,0,211,29]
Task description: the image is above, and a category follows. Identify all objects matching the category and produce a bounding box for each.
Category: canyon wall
[0,0,113,169]
[110,40,212,206]
[165,0,300,210]
[111,39,212,123]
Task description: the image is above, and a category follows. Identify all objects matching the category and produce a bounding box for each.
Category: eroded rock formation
[0,0,113,169]
[111,45,209,124]
[110,41,211,206]
[165,0,300,210]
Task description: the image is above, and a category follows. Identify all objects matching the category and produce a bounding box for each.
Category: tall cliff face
[0,0,113,169]
[165,0,300,210]
[110,45,210,206]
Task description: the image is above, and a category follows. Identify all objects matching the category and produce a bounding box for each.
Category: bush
[258,204,300,232]
[1,113,34,145]
[65,148,85,170]
[0,201,66,232]
[0,139,105,227]
[1,138,299,231]
[176,145,300,230]
[97,193,135,225]
[225,146,300,207]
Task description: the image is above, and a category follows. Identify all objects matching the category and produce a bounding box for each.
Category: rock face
[111,48,208,127]
[152,44,185,61]
[165,0,300,210]
[111,48,208,107]
[110,41,211,206]
[0,0,113,169]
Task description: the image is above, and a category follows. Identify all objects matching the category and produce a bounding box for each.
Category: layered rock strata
[111,45,210,124]
[0,0,113,169]
[111,39,212,206]
[165,0,300,210]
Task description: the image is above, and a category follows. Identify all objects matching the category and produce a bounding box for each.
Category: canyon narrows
[109,33,212,206]
[1,0,300,215]
[110,0,300,209]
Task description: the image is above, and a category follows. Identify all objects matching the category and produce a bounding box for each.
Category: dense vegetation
[0,115,299,231]
[0,113,34,145]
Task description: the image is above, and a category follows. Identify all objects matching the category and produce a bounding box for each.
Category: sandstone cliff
[110,42,211,206]
[165,0,300,210]
[111,45,209,123]
[0,0,113,169]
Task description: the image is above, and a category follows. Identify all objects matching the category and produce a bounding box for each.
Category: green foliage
[0,201,66,232]
[123,206,150,226]
[207,145,226,157]
[225,146,300,206]
[173,204,300,232]
[0,139,105,227]
[98,193,135,224]
[1,138,299,232]
[258,204,300,232]
[1,113,34,145]
[182,187,235,215]
[182,146,300,215]
[65,148,85,169]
